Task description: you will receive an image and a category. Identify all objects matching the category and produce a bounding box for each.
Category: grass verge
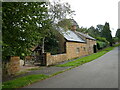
[2,74,49,88]
[56,46,115,67]
[2,45,118,89]
[13,67,41,77]
[113,43,120,47]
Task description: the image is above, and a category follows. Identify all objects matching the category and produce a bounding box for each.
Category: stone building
[29,19,97,66]
[43,23,97,66]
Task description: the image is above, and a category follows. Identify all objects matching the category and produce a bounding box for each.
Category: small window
[76,48,80,53]
[83,47,86,51]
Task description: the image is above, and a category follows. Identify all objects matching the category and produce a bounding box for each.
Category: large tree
[2,1,75,60]
[2,2,51,60]
[43,0,75,54]
[48,0,75,24]
[101,22,113,46]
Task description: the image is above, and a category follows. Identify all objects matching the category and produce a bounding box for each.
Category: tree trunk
[42,37,45,53]
[23,57,26,66]
[41,37,45,66]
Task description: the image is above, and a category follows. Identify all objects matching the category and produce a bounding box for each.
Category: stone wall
[66,42,88,59]
[45,40,96,66]
[86,39,96,54]
[45,53,67,66]
[2,56,20,77]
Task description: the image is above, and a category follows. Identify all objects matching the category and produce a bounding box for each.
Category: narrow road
[24,47,118,88]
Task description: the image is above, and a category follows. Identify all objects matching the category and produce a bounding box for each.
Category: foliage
[96,37,108,43]
[56,46,114,67]
[113,43,120,47]
[77,25,102,38]
[44,0,75,54]
[44,30,59,54]
[77,27,88,33]
[95,37,109,49]
[115,28,120,42]
[113,37,119,44]
[101,22,113,45]
[57,19,72,30]
[2,74,49,88]
[96,41,108,50]
[48,0,75,24]
[96,24,104,32]
[2,2,51,60]
[88,26,100,38]
[2,1,75,60]
[77,23,113,47]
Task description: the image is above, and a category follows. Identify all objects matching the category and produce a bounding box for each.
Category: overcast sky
[51,0,119,37]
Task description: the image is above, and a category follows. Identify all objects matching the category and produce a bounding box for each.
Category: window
[76,47,80,53]
[83,47,86,51]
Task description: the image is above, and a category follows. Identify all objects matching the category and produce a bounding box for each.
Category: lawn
[56,46,115,67]
[2,74,49,88]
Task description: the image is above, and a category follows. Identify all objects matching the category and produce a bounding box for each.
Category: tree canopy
[101,22,113,46]
[48,0,75,24]
[2,2,51,60]
[2,1,75,60]
[88,26,100,38]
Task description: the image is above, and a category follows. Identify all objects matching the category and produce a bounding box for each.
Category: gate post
[41,53,51,66]
[41,53,46,66]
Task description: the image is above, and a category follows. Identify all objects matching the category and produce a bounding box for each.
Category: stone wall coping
[51,53,66,56]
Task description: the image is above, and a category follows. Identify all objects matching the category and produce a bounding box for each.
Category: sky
[51,0,119,37]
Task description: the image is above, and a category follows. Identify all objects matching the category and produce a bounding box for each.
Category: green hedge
[97,41,108,50]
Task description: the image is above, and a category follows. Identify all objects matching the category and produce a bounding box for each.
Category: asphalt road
[24,47,118,88]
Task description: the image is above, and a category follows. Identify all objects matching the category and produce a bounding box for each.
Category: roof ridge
[75,31,96,40]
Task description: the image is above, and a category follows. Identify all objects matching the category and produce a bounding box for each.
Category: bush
[96,37,109,43]
[97,41,107,50]
[95,37,109,50]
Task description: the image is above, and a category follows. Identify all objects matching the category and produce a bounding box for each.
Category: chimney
[71,25,77,31]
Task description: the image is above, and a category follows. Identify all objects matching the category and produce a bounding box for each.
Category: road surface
[24,47,118,88]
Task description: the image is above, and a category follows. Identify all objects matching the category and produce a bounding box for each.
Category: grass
[2,74,49,88]
[2,45,118,89]
[15,71,28,76]
[56,46,115,67]
[15,67,41,76]
[113,43,120,47]
[27,67,41,71]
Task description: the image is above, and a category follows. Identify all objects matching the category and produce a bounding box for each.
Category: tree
[101,22,113,46]
[57,19,78,30]
[96,24,104,32]
[48,0,75,24]
[2,2,51,60]
[42,0,75,54]
[115,28,120,42]
[2,1,75,60]
[77,27,88,33]
[88,26,100,38]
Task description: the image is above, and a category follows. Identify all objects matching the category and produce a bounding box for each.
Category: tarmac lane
[23,47,118,88]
